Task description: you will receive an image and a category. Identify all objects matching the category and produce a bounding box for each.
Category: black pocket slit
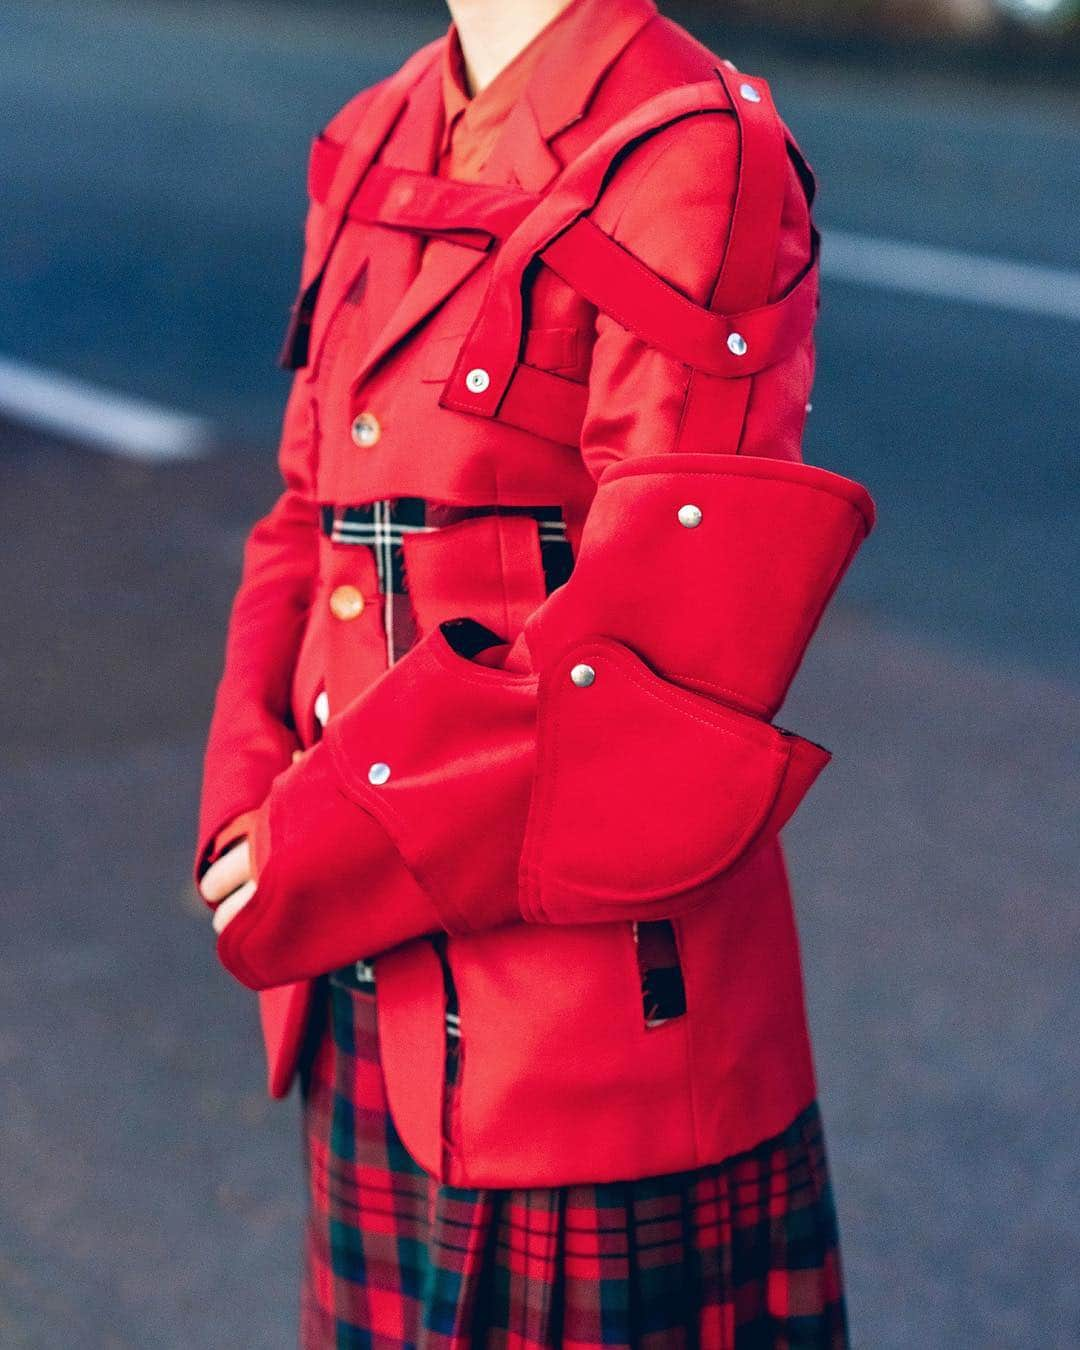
[632,919,687,1027]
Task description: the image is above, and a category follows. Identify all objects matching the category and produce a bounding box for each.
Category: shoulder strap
[438,68,814,455]
[676,60,797,454]
[438,79,733,420]
[537,58,813,380]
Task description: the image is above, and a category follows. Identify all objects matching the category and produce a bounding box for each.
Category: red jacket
[196,0,876,1189]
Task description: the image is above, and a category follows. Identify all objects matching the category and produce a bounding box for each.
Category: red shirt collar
[438,0,595,164]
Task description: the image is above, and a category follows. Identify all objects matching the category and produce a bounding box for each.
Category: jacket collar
[345,60,483,394]
[345,0,657,388]
[480,0,658,191]
[525,0,658,143]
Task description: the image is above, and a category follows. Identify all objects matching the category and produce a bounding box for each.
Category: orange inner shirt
[436,0,585,182]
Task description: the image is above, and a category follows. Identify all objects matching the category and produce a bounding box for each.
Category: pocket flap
[520,636,820,923]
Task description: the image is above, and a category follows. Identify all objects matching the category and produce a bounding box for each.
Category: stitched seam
[598,460,875,523]
[664,671,771,716]
[599,646,781,748]
[609,467,862,503]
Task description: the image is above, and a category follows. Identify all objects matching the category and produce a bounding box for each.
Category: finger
[199,840,252,905]
[212,880,257,935]
[292,749,303,763]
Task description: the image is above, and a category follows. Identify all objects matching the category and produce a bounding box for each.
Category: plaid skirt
[295,963,850,1349]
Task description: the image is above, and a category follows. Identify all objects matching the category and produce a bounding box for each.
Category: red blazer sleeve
[216,112,875,991]
[194,370,320,880]
[194,87,388,884]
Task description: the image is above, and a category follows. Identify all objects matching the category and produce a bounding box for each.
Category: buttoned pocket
[519,635,830,926]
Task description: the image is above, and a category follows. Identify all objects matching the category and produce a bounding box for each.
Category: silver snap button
[727,332,748,356]
[569,663,596,687]
[367,761,391,785]
[314,690,330,726]
[739,82,762,103]
[465,367,491,394]
[677,504,703,529]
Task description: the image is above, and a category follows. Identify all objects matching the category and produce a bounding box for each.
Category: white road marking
[1,233,1076,462]
[821,230,1080,323]
[0,355,214,461]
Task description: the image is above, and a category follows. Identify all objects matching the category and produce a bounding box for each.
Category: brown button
[329,585,365,621]
[351,411,381,448]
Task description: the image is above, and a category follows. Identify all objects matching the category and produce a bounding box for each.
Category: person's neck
[445,0,575,96]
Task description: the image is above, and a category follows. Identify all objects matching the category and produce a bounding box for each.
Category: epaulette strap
[439,80,735,423]
[334,165,539,247]
[537,216,817,378]
[676,61,796,454]
[438,74,815,454]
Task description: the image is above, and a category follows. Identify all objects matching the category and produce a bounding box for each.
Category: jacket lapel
[349,60,489,391]
[305,40,441,290]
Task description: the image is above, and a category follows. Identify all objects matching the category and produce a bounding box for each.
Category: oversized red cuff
[215,742,447,990]
[215,454,874,981]
[518,635,830,925]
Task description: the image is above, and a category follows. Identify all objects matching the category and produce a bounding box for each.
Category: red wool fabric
[196,0,876,1195]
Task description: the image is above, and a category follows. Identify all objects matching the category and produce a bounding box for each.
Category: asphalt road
[0,2,1078,1348]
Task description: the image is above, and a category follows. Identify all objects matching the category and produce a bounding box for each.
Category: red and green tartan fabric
[297,972,849,1349]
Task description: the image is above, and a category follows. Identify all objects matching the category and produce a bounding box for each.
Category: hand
[199,839,256,935]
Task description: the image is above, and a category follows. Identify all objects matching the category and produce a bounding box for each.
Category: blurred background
[0,1,1077,1346]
